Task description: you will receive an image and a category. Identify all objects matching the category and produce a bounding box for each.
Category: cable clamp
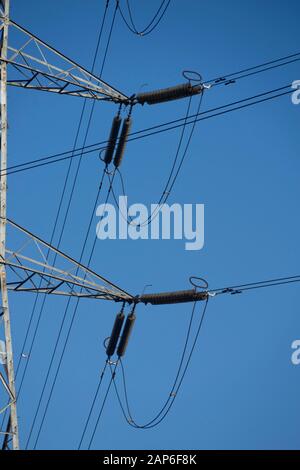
[231,289,242,295]
[105,167,114,176]
[225,80,236,86]
[108,359,118,366]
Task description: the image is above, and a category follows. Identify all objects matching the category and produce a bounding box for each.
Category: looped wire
[189,276,209,290]
[182,70,203,84]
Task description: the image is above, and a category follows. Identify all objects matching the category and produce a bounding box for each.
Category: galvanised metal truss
[0,312,15,450]
[0,15,128,102]
[0,367,15,449]
[0,371,15,416]
[2,219,133,302]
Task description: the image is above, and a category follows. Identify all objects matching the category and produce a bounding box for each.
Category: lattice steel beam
[0,17,129,102]
[2,218,133,302]
[0,0,19,450]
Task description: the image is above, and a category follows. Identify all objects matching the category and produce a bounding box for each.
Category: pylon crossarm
[0,17,128,102]
[2,218,133,302]
[2,260,128,300]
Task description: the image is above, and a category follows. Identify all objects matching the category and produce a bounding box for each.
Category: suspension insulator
[140,289,208,305]
[117,313,136,357]
[113,116,132,168]
[136,83,203,106]
[106,311,125,357]
[103,115,122,165]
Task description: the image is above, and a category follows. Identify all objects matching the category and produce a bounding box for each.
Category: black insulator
[136,83,203,105]
[140,289,208,305]
[106,311,125,357]
[103,115,122,165]
[117,313,136,357]
[113,117,132,168]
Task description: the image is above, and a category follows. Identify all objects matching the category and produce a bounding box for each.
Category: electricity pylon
[0,0,19,451]
[0,0,128,450]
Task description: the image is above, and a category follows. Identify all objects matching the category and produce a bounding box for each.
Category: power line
[5,0,299,453]
[23,0,118,448]
[29,168,118,449]
[1,0,113,437]
[211,57,300,88]
[159,92,204,202]
[142,93,202,225]
[3,83,295,177]
[26,3,118,442]
[24,169,107,450]
[30,172,116,448]
[109,92,195,225]
[5,24,300,443]
[110,90,204,228]
[111,274,300,430]
[16,0,112,397]
[120,86,292,144]
[3,49,300,177]
[30,156,119,447]
[119,0,171,36]
[113,299,200,427]
[112,298,209,429]
[108,273,300,430]
[1,42,299,178]
[77,361,109,450]
[206,51,300,86]
[209,274,300,296]
[87,362,118,450]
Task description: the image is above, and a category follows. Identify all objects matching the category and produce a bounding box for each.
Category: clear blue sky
[4,0,300,450]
